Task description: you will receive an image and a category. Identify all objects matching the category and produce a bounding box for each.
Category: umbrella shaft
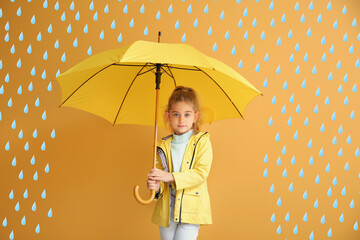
[155,64,162,90]
[153,88,160,169]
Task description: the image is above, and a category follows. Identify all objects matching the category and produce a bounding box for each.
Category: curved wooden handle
[134,88,160,205]
[134,186,155,205]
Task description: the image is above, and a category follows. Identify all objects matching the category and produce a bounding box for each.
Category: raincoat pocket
[181,191,200,214]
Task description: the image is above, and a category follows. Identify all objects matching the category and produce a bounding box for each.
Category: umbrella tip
[158,31,161,43]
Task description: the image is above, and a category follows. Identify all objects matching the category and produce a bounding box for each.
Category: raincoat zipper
[178,132,208,223]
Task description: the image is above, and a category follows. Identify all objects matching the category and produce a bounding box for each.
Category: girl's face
[166,101,199,135]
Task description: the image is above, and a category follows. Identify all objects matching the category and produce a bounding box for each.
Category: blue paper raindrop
[350,111,355,119]
[42,190,46,199]
[243,8,247,17]
[303,213,308,222]
[281,14,286,23]
[264,154,268,163]
[244,31,248,39]
[182,33,186,42]
[156,11,161,20]
[314,199,319,208]
[295,42,299,51]
[350,199,354,208]
[277,157,281,165]
[17,7,21,16]
[261,31,265,40]
[207,26,212,35]
[61,12,66,21]
[275,132,279,141]
[270,18,275,27]
[144,26,148,36]
[342,5,347,14]
[17,59,22,68]
[327,1,332,10]
[187,4,192,13]
[10,44,16,54]
[220,11,225,20]
[288,29,293,38]
[231,46,236,55]
[45,164,50,173]
[48,208,53,217]
[333,20,338,29]
[303,190,307,198]
[213,42,217,52]
[314,104,318,113]
[252,18,257,27]
[294,131,298,140]
[301,14,305,23]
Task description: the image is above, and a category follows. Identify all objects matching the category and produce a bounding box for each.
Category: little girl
[147,86,213,240]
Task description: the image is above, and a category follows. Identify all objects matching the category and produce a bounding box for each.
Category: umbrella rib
[61,63,115,105]
[114,63,154,67]
[170,66,201,71]
[164,65,177,88]
[193,66,244,120]
[138,66,157,76]
[112,63,149,125]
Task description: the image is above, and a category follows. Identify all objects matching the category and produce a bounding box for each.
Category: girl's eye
[185,114,191,117]
[173,113,179,117]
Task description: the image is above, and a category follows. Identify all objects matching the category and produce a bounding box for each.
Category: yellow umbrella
[56,35,262,204]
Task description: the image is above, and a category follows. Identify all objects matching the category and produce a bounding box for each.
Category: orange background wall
[1,0,359,239]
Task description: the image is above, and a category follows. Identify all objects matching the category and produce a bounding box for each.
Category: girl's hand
[148,168,175,183]
[147,178,160,191]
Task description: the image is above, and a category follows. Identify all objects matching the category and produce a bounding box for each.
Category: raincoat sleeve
[154,146,166,200]
[172,136,213,190]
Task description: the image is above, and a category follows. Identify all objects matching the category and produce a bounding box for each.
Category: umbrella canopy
[56,39,262,204]
[56,40,262,127]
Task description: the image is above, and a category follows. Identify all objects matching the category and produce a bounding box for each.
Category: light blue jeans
[159,193,200,240]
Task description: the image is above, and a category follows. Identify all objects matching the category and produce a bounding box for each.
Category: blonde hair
[165,86,201,133]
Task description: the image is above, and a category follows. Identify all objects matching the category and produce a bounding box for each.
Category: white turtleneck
[170,129,193,195]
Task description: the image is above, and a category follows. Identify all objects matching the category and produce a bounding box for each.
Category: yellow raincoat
[151,132,213,227]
